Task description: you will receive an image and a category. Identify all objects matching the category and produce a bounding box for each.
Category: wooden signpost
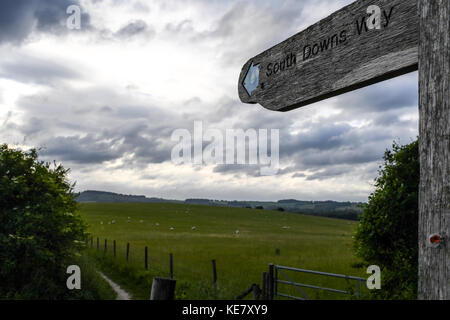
[238,0,418,112]
[239,0,449,299]
[417,0,449,300]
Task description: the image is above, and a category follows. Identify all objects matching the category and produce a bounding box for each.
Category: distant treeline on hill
[76,190,364,221]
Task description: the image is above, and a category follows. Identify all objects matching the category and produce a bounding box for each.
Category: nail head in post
[428,233,443,248]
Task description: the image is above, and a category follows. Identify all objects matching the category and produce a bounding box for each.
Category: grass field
[79,202,367,300]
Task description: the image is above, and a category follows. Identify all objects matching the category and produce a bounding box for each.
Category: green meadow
[79,202,367,300]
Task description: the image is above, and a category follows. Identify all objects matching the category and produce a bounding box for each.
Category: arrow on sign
[243,62,260,96]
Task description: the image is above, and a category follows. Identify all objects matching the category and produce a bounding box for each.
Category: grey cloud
[305,165,361,181]
[2,111,13,127]
[41,134,122,164]
[6,85,183,166]
[140,174,158,180]
[335,72,418,113]
[212,164,261,178]
[0,55,80,85]
[281,123,351,154]
[0,0,90,44]
[30,120,175,166]
[114,20,155,39]
[164,20,194,35]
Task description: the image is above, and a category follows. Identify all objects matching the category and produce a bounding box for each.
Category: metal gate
[272,264,366,300]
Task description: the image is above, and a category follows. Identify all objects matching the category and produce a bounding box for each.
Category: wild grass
[79,202,367,300]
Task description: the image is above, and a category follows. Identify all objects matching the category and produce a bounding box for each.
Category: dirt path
[99,272,132,300]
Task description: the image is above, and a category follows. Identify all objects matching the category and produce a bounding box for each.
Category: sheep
[155,223,160,226]
[111,220,116,224]
[191,226,196,230]
[170,227,174,231]
[235,230,240,235]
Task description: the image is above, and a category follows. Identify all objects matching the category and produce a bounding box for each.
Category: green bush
[354,140,419,299]
[0,144,99,299]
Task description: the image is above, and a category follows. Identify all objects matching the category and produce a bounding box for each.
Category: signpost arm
[418,0,450,300]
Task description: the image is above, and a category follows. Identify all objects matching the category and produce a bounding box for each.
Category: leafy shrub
[354,140,419,299]
[0,144,90,299]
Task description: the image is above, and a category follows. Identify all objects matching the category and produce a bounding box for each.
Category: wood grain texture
[238,0,418,112]
[418,0,449,300]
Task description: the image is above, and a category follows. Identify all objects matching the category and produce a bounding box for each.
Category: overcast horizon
[0,0,419,202]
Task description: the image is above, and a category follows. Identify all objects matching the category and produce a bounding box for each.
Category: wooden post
[262,272,268,300]
[96,237,99,250]
[90,237,93,248]
[211,259,217,293]
[145,247,148,270]
[150,277,176,300]
[268,264,274,300]
[113,240,116,257]
[252,284,261,300]
[126,243,130,262]
[104,239,107,253]
[418,0,450,300]
[169,253,173,279]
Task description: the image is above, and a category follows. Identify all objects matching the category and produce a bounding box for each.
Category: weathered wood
[253,284,262,300]
[238,0,418,111]
[104,239,107,253]
[113,240,116,257]
[211,259,217,292]
[236,284,258,300]
[268,264,274,300]
[150,277,176,300]
[261,272,268,300]
[418,0,450,300]
[169,253,173,278]
[145,247,148,270]
[126,242,130,261]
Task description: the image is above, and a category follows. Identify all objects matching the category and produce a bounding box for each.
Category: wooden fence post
[212,259,217,293]
[104,239,107,253]
[268,264,274,300]
[150,277,176,300]
[262,272,268,300]
[145,247,148,270]
[418,0,450,300]
[113,240,116,257]
[169,253,173,279]
[126,243,130,261]
[252,284,261,300]
[96,237,99,250]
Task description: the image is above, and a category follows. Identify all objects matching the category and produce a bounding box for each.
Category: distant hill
[76,190,364,220]
[75,190,180,204]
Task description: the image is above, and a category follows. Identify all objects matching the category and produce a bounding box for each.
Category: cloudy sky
[0,0,418,202]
